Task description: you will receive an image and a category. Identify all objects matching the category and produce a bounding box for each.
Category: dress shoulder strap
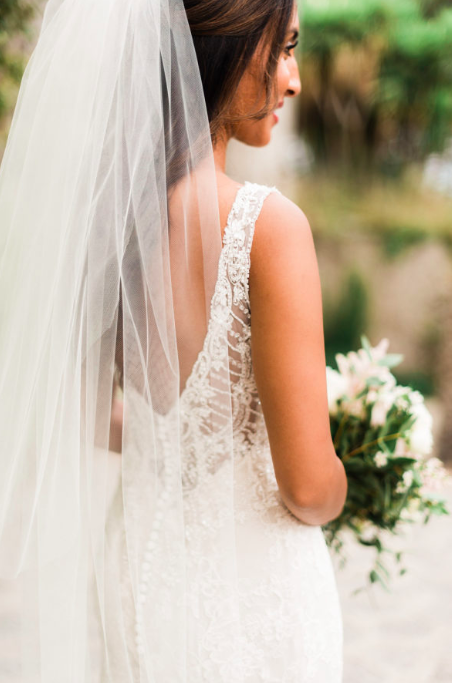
[222,182,279,304]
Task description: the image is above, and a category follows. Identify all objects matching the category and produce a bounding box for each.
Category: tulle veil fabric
[0,0,236,679]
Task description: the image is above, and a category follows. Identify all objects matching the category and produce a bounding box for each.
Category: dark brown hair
[114,0,295,393]
[183,0,295,140]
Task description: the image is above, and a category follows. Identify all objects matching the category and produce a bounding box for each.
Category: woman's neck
[213,129,230,175]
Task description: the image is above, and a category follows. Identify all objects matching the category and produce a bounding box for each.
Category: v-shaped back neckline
[177,182,250,402]
[178,181,276,404]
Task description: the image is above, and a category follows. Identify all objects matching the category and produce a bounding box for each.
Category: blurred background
[0,0,451,681]
[229,0,452,468]
[231,2,452,681]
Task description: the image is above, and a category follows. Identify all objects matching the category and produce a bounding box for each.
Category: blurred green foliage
[300,0,452,173]
[322,269,437,396]
[392,369,435,397]
[379,225,428,259]
[302,0,387,53]
[323,268,369,367]
[0,0,35,124]
[297,169,452,254]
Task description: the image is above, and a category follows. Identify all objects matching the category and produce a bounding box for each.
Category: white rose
[342,397,366,419]
[370,392,395,427]
[402,470,414,487]
[395,469,415,493]
[420,457,448,492]
[409,428,433,456]
[326,367,348,415]
[371,401,388,427]
[408,403,434,455]
[374,451,388,467]
[366,389,379,404]
[409,390,424,406]
[395,389,410,410]
[335,353,349,377]
[400,498,423,522]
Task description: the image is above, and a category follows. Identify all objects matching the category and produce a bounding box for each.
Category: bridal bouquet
[323,336,451,592]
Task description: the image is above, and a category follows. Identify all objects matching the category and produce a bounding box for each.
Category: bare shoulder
[257,190,309,230]
[250,190,317,289]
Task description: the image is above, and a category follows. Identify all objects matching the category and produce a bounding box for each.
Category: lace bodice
[105,182,343,683]
[178,182,344,682]
[180,181,277,492]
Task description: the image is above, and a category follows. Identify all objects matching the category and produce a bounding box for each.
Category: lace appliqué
[179,183,277,492]
[104,183,342,681]
[178,182,343,682]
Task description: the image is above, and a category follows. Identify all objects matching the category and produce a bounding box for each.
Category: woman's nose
[286,60,301,98]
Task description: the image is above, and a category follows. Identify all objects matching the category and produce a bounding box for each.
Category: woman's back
[116,180,344,681]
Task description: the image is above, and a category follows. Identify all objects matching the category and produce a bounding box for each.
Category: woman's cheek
[277,58,290,96]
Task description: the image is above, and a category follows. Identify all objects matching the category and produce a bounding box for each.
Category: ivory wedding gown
[104,181,343,683]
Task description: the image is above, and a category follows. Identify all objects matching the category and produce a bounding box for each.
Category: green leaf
[399,414,417,432]
[384,477,392,508]
[361,335,373,360]
[376,559,391,578]
[358,537,379,547]
[369,569,379,583]
[365,375,387,387]
[352,586,365,597]
[374,537,383,552]
[361,334,371,350]
[389,455,417,466]
[378,354,404,368]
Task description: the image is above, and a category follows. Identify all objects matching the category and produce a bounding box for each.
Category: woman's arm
[109,377,123,454]
[249,192,347,526]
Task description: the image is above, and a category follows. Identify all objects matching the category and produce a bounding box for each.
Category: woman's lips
[273,102,284,124]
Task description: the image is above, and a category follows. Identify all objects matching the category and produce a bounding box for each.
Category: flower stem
[333,414,348,449]
[342,432,403,463]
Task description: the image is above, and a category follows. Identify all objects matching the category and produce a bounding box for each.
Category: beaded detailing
[134,456,174,656]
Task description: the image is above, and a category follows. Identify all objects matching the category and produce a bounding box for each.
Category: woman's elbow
[279,453,347,526]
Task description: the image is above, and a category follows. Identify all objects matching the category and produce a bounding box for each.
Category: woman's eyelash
[284,41,299,55]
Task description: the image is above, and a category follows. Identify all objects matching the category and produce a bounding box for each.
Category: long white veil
[0,0,236,679]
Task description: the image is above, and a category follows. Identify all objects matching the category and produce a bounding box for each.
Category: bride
[0,0,347,681]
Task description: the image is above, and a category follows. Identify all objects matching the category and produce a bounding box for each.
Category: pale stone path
[331,469,452,683]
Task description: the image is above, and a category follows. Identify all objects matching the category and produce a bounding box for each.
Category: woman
[0,0,346,680]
